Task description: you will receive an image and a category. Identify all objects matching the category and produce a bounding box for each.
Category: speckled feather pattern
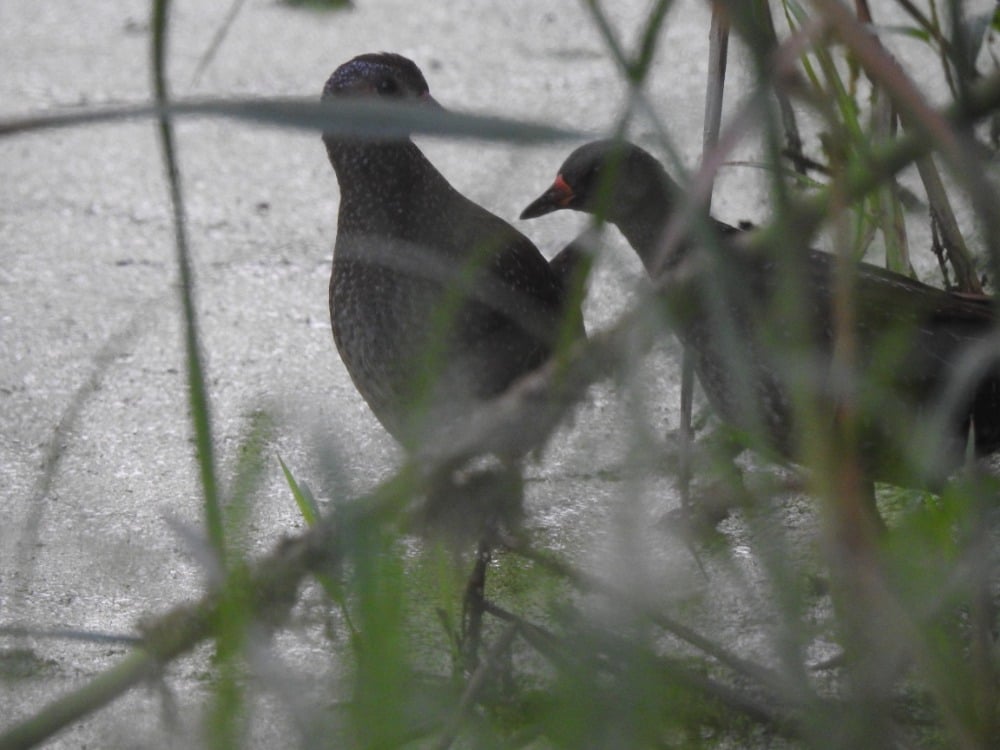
[322,55,577,446]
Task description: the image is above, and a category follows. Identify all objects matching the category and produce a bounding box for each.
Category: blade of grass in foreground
[280,455,359,637]
[279,455,319,527]
[152,0,226,566]
[188,0,250,87]
[0,97,582,143]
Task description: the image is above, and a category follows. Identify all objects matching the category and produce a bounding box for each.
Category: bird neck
[610,176,683,276]
[324,137,450,234]
[325,136,419,190]
[614,209,667,275]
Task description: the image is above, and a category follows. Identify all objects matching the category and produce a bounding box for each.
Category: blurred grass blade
[874,24,931,43]
[279,455,320,526]
[632,0,673,81]
[152,0,226,564]
[870,89,912,273]
[222,411,274,564]
[915,155,982,292]
[0,626,140,646]
[189,0,249,88]
[278,450,355,634]
[0,97,582,143]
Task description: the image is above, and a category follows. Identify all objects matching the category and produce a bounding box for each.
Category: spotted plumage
[322,53,583,449]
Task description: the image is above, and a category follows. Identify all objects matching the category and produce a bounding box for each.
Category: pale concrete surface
[1,0,963,746]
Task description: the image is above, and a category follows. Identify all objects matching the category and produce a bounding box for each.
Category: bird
[520,139,1000,488]
[321,53,584,452]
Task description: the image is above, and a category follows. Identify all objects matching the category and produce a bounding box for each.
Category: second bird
[521,139,1000,487]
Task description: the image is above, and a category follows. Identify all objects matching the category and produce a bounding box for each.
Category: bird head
[520,139,675,225]
[322,52,440,107]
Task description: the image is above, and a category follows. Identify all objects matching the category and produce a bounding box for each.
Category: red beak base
[520,175,575,220]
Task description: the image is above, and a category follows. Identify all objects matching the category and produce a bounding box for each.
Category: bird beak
[520,175,575,220]
[420,91,443,109]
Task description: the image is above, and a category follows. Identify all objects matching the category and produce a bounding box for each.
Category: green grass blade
[151,0,225,563]
[279,455,320,527]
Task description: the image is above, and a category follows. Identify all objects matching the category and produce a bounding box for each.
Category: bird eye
[376,77,400,95]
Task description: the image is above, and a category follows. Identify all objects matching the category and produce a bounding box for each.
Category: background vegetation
[3,0,1000,748]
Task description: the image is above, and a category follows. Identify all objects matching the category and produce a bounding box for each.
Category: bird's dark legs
[425,461,521,673]
[694,429,754,527]
[460,538,492,673]
[666,425,752,535]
